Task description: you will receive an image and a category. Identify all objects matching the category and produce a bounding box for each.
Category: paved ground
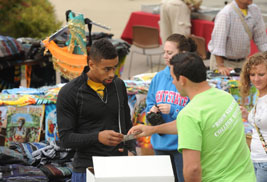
[49,0,267,80]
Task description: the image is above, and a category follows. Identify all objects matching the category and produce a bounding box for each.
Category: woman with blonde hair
[240,52,267,182]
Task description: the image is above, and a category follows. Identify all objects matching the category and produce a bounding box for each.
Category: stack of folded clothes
[0,141,74,182]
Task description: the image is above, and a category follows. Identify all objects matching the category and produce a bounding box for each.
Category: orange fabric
[42,39,87,80]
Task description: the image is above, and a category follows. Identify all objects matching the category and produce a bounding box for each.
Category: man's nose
[108,69,115,77]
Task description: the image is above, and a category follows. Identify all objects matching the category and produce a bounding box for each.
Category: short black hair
[87,38,117,64]
[170,52,207,83]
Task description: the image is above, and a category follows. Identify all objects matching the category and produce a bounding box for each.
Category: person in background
[129,52,256,182]
[208,0,267,76]
[146,33,197,182]
[57,38,136,182]
[240,52,267,182]
[13,117,27,143]
[160,0,202,43]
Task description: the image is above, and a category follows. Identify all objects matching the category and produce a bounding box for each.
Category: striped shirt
[208,1,267,59]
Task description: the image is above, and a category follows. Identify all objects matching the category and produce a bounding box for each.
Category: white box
[141,4,160,14]
[86,155,174,182]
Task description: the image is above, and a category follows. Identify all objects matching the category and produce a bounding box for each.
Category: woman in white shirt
[240,52,267,182]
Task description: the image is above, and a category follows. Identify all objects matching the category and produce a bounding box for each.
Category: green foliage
[0,0,62,39]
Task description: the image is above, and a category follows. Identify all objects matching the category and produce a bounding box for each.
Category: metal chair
[128,25,163,79]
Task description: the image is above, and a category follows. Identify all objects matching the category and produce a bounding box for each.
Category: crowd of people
[54,0,267,182]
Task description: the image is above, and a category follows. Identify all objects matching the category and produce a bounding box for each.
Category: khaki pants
[209,54,245,70]
[160,0,191,43]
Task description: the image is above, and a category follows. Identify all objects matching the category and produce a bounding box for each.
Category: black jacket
[57,66,135,172]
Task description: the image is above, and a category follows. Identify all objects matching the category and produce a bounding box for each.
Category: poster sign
[5,105,45,146]
[45,104,58,142]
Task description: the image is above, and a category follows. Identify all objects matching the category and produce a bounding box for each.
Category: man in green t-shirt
[129,52,256,182]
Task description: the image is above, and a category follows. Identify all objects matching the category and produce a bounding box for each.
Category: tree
[0,0,62,39]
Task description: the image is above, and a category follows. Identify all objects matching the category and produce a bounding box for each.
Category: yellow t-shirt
[87,79,105,98]
[240,8,248,16]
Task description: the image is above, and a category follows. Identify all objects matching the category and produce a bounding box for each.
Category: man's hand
[215,55,233,76]
[127,125,155,137]
[98,130,123,146]
[157,104,171,114]
[217,65,233,76]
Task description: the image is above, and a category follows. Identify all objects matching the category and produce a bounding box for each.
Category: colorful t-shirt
[177,87,256,182]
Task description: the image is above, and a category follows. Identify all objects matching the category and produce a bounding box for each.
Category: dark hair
[170,52,207,83]
[166,34,197,52]
[87,38,117,64]
[18,118,25,125]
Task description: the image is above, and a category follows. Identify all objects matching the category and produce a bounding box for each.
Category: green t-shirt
[177,87,255,182]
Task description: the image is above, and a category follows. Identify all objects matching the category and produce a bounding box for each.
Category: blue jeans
[254,162,267,182]
[71,171,86,182]
[154,149,184,182]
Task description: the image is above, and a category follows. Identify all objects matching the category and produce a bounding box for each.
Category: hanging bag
[231,2,252,40]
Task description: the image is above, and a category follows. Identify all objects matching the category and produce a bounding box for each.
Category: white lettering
[212,100,236,128]
[214,106,240,137]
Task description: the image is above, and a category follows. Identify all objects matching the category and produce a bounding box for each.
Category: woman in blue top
[146,33,197,182]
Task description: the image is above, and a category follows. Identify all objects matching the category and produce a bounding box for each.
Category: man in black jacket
[57,38,135,182]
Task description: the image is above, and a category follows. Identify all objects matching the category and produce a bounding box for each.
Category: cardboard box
[86,155,174,182]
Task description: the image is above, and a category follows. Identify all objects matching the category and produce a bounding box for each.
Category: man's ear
[86,54,90,66]
[179,75,187,86]
[88,59,94,69]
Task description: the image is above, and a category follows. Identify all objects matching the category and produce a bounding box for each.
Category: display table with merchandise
[0,84,74,181]
[0,72,255,158]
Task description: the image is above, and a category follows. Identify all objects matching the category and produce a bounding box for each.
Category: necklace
[96,88,108,104]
